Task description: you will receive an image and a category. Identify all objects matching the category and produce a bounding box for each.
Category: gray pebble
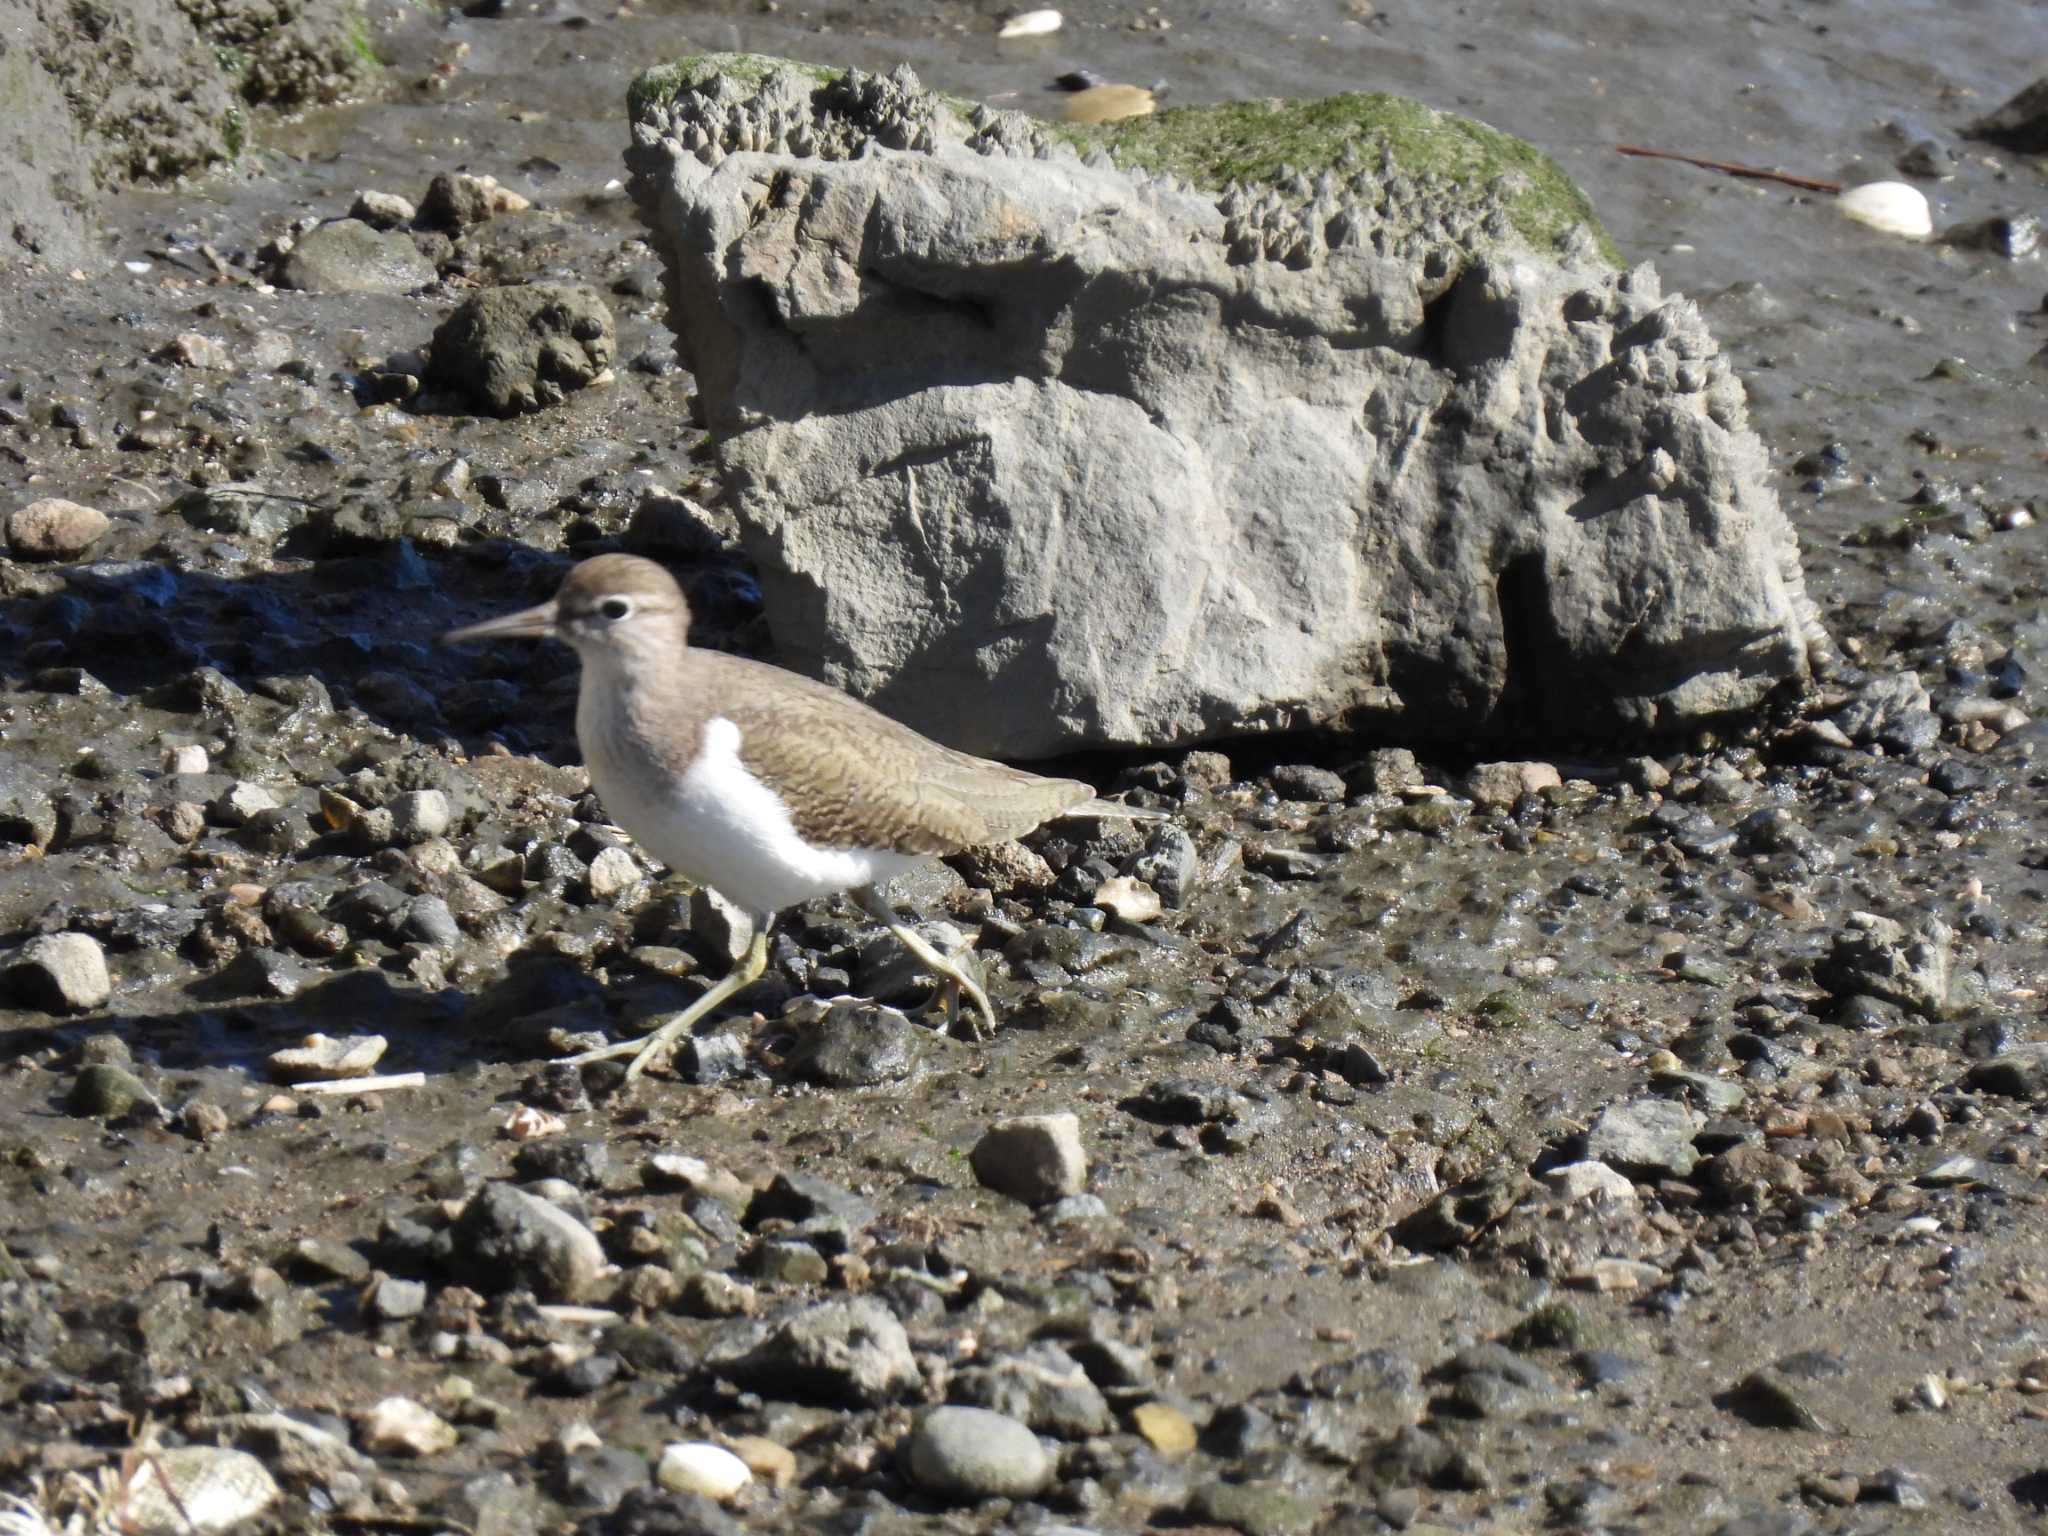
[904,1405,1051,1500]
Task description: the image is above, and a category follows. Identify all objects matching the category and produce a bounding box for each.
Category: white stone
[657,1441,752,1500]
[1836,181,1933,239]
[996,8,1062,36]
[358,1397,457,1457]
[1543,1160,1639,1205]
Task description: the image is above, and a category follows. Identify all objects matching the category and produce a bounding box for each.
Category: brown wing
[701,654,1098,855]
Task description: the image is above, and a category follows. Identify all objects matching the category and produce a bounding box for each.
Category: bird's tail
[1067,797,1170,821]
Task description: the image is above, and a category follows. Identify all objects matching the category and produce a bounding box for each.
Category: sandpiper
[444,554,1160,1079]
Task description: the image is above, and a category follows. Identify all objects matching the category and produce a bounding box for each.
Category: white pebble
[1835,181,1932,239]
[657,1441,752,1501]
[997,7,1062,36]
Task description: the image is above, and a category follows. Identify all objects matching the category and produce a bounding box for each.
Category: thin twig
[1616,145,1843,194]
[295,1071,428,1096]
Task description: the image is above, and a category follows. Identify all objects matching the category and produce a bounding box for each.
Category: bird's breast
[575,689,922,917]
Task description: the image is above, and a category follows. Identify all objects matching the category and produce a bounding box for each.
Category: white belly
[580,704,925,920]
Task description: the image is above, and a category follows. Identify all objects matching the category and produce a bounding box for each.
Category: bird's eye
[598,597,632,621]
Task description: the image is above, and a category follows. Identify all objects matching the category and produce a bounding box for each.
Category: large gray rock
[626,58,1827,758]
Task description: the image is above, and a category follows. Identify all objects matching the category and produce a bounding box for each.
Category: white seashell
[1835,181,1932,239]
[997,8,1062,37]
[657,1442,753,1501]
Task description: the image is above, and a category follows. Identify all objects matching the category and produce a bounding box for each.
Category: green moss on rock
[1062,93,1615,261]
[628,52,842,118]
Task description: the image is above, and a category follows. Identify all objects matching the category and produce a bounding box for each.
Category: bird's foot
[560,1029,681,1079]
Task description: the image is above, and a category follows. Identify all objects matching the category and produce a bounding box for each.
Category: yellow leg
[563,927,772,1081]
[853,886,996,1041]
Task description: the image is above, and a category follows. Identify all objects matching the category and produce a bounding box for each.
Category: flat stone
[1131,1400,1196,1456]
[268,1034,387,1082]
[1582,1098,1702,1178]
[1188,1480,1325,1536]
[281,218,435,294]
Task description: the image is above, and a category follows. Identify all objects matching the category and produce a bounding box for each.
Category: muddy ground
[1,0,2046,1532]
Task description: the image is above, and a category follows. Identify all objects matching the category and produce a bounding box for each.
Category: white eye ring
[598,596,633,621]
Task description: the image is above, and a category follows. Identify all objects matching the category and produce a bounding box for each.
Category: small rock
[726,1296,918,1406]
[370,1277,429,1321]
[1465,760,1561,809]
[586,845,642,901]
[9,932,111,1012]
[656,1442,752,1501]
[426,282,615,416]
[359,1396,458,1456]
[210,781,280,827]
[450,1182,608,1301]
[971,1112,1088,1204]
[1542,1160,1639,1205]
[1131,1400,1196,1456]
[7,497,110,560]
[268,1034,388,1082]
[1816,913,1952,1018]
[784,999,923,1087]
[69,1063,155,1119]
[724,1435,796,1490]
[419,170,529,228]
[1583,1098,1702,1178]
[1188,1480,1324,1536]
[182,1101,231,1140]
[280,218,435,294]
[350,188,418,227]
[904,1406,1051,1500]
[388,789,452,842]
[1091,874,1161,924]
[159,331,230,369]
[1269,763,1346,802]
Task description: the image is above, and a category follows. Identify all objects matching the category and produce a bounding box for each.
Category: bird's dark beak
[441,599,560,644]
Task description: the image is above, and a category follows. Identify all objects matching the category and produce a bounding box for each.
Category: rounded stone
[904,1406,1050,1501]
[280,218,435,294]
[7,497,109,560]
[656,1441,752,1501]
[10,932,112,1012]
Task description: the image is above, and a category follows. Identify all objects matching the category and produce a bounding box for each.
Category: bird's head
[441,553,691,663]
